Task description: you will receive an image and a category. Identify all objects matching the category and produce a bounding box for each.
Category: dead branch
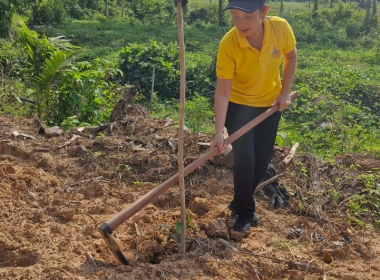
[218,238,238,252]
[241,250,323,274]
[33,147,50,152]
[70,130,92,139]
[77,125,107,133]
[255,143,298,192]
[197,142,211,147]
[255,172,287,193]
[85,252,97,267]
[58,134,81,149]
[282,142,299,164]
[74,212,98,227]
[64,176,109,188]
[12,131,36,140]
[134,238,139,263]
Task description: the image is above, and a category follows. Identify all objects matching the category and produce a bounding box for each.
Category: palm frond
[49,36,81,52]
[37,51,67,91]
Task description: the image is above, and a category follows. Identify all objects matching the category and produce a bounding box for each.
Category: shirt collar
[262,17,276,47]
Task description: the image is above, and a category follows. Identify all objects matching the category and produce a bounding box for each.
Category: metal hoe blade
[99,228,129,265]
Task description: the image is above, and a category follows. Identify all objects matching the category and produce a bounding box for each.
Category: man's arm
[211,77,232,153]
[275,47,297,111]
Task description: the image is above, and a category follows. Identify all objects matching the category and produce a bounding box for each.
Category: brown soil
[1,110,379,280]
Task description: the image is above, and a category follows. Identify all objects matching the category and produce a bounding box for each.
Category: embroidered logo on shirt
[272,46,281,59]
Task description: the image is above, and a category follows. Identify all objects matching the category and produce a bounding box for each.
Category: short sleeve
[216,43,235,80]
[282,20,296,54]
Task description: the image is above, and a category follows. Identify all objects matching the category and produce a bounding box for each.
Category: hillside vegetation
[1,0,379,157]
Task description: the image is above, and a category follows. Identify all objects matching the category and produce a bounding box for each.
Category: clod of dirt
[209,151,234,168]
[288,270,304,280]
[37,153,55,170]
[322,249,334,264]
[202,256,221,277]
[332,248,347,260]
[202,177,220,195]
[205,218,229,239]
[189,197,212,216]
[229,228,250,241]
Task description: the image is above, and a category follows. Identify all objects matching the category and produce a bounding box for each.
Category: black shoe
[233,215,252,233]
[233,214,260,232]
[251,214,259,227]
[229,204,259,226]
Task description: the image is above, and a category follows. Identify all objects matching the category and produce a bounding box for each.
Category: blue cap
[224,0,265,13]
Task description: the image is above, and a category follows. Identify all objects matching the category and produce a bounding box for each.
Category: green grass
[47,19,228,58]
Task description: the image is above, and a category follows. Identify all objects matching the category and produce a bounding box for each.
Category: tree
[0,1,12,39]
[280,0,285,13]
[314,0,319,11]
[218,0,224,26]
[373,0,377,15]
[366,0,371,20]
[121,0,125,17]
[104,0,109,17]
[78,0,101,11]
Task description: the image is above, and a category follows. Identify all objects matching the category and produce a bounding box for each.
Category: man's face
[231,7,268,37]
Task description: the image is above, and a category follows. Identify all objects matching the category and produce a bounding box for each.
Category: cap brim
[224,1,262,13]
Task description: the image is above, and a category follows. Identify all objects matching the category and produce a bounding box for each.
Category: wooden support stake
[176,0,186,255]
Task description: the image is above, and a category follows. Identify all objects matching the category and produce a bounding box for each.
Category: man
[210,0,297,232]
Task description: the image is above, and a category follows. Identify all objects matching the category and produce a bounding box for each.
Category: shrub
[185,52,215,95]
[48,59,121,126]
[119,40,180,99]
[345,18,362,39]
[119,40,216,101]
[184,93,214,133]
[31,0,69,26]
[186,4,219,25]
[67,4,85,20]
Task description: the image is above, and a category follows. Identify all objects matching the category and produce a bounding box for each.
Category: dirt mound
[0,113,379,280]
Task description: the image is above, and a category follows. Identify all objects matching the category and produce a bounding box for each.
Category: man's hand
[210,132,228,155]
[272,91,291,112]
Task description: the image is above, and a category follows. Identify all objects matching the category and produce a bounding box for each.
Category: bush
[119,40,216,101]
[345,18,362,39]
[186,4,219,25]
[119,40,180,99]
[185,52,215,95]
[184,93,214,133]
[127,0,176,25]
[67,4,85,20]
[31,0,69,26]
[48,59,121,125]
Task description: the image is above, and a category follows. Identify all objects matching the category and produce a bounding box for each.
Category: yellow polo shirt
[216,16,296,107]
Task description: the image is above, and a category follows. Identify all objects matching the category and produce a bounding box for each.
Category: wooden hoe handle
[99,91,298,234]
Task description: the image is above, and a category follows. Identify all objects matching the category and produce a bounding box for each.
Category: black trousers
[225,102,281,217]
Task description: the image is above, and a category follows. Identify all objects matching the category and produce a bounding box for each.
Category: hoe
[98,91,298,264]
